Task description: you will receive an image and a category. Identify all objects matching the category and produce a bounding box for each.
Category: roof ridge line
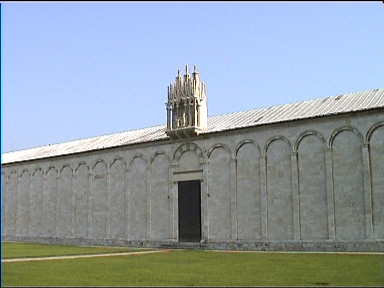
[4,124,167,154]
[208,88,383,119]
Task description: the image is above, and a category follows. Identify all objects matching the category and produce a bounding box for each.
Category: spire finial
[166,65,208,137]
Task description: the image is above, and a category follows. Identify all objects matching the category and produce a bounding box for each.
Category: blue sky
[2,2,383,153]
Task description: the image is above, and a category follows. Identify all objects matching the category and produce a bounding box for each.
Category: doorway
[178,180,201,242]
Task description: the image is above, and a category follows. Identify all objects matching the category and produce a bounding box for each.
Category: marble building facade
[2,66,384,251]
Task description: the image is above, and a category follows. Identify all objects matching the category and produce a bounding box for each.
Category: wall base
[3,236,384,252]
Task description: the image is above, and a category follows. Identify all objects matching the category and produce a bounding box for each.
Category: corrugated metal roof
[3,88,384,164]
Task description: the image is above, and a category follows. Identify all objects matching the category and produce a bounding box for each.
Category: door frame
[170,168,208,243]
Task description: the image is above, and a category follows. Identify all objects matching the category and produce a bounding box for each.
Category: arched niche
[16,169,30,237]
[44,167,58,237]
[265,137,294,240]
[30,168,44,237]
[329,126,363,149]
[6,171,18,237]
[109,158,126,239]
[368,123,384,239]
[174,143,204,171]
[331,128,365,240]
[207,145,231,240]
[235,140,261,240]
[296,132,328,240]
[90,160,108,239]
[150,153,171,240]
[73,163,89,238]
[57,166,73,238]
[1,171,6,236]
[127,155,147,240]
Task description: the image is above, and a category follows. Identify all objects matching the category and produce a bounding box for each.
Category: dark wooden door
[178,180,201,242]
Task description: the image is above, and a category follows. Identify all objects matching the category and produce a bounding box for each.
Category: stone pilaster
[260,153,268,240]
[230,157,237,240]
[325,148,335,240]
[362,144,374,239]
[291,151,300,240]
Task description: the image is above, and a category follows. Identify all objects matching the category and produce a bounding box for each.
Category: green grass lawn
[2,241,149,259]
[2,243,384,286]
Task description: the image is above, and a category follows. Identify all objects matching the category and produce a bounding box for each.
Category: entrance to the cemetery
[178,180,202,242]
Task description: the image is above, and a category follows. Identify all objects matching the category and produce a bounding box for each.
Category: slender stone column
[260,153,268,240]
[325,148,335,240]
[201,161,209,242]
[145,165,150,240]
[87,170,92,239]
[2,171,8,238]
[230,157,237,240]
[170,161,179,241]
[106,165,111,240]
[71,169,76,239]
[291,152,300,240]
[362,144,374,239]
[124,166,129,240]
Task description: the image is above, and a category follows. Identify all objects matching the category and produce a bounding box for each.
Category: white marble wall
[2,112,384,248]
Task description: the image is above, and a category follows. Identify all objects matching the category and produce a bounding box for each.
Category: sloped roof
[3,88,383,164]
